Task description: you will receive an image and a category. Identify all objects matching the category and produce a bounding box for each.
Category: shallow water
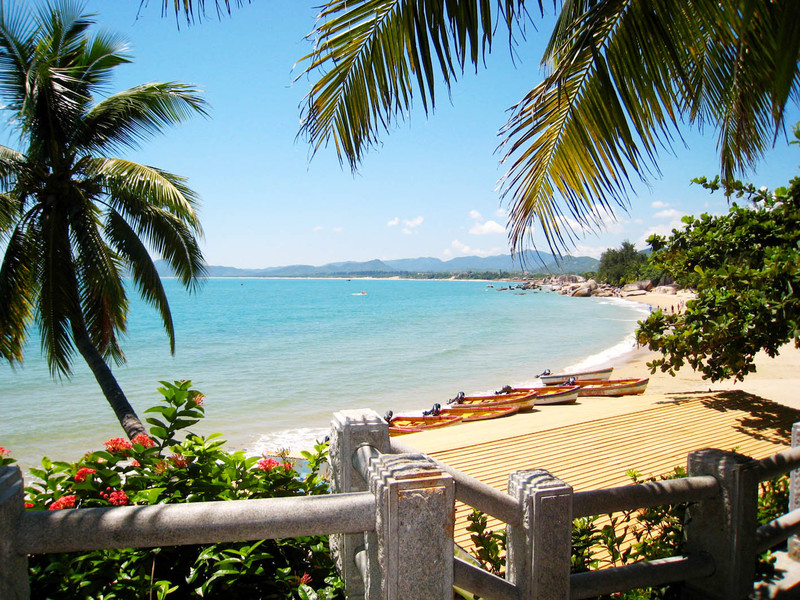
[0,278,648,468]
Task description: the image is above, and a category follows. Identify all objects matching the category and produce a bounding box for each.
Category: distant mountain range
[155,250,599,278]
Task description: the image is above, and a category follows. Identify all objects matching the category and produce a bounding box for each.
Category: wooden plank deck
[420,391,800,551]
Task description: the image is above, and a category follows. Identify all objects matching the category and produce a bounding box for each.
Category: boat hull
[574,378,649,397]
[451,391,538,411]
[540,367,614,385]
[437,405,520,421]
[497,385,580,405]
[387,414,463,436]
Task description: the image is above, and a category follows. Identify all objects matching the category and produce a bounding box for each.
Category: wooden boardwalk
[421,391,800,551]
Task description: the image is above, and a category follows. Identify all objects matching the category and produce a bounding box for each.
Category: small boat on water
[571,377,649,397]
[495,385,580,405]
[423,403,520,421]
[539,366,614,385]
[448,390,538,411]
[384,410,463,436]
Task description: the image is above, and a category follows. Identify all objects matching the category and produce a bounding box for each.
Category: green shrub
[14,380,343,599]
[469,466,790,599]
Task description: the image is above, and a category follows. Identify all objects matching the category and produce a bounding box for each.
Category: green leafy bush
[15,380,343,599]
[468,467,790,599]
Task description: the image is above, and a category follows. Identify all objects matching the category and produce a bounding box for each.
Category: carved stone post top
[687,448,758,477]
[332,409,386,427]
[367,453,450,488]
[508,468,572,496]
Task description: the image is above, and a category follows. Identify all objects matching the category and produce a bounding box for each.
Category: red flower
[283,462,293,471]
[131,434,155,449]
[24,502,34,509]
[49,495,76,510]
[170,454,188,469]
[0,446,9,457]
[191,393,205,406]
[100,489,129,506]
[153,460,169,474]
[256,458,280,471]
[299,573,313,586]
[104,438,132,454]
[74,467,97,482]
[130,459,141,467]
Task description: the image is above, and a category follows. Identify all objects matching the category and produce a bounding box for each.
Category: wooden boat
[448,390,538,411]
[495,385,580,405]
[426,404,520,422]
[570,377,649,397]
[385,413,463,436]
[539,366,614,385]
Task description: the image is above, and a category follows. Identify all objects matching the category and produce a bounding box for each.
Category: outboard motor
[383,410,394,423]
[495,385,514,395]
[423,403,442,416]
[567,377,576,385]
[536,369,551,378]
[447,391,466,405]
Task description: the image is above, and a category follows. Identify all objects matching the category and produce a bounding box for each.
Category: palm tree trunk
[70,321,146,439]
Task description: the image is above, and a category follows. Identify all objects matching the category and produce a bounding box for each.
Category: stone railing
[2,409,800,599]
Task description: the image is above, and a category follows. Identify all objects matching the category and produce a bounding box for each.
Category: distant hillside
[155,251,598,278]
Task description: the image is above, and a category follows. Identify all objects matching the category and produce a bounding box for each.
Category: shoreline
[403,289,800,454]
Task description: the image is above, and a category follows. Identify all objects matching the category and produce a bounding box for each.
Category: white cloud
[332,227,344,234]
[469,220,505,235]
[654,208,683,220]
[469,210,483,221]
[313,226,323,232]
[403,216,424,228]
[495,208,508,218]
[443,239,505,258]
[651,201,670,209]
[571,244,607,260]
[386,217,399,227]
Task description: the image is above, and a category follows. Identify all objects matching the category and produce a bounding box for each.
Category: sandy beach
[401,290,800,455]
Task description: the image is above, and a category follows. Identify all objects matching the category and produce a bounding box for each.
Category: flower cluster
[170,454,188,469]
[0,446,9,457]
[49,495,76,510]
[0,446,13,466]
[131,434,155,448]
[255,457,292,471]
[100,487,129,506]
[74,467,96,482]
[104,437,132,454]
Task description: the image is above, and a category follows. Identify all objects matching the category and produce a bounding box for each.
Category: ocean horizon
[0,278,649,470]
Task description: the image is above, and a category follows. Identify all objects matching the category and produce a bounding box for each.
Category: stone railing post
[329,409,391,599]
[361,452,455,599]
[0,466,29,600]
[682,448,760,600]
[506,469,573,599]
[790,422,800,560]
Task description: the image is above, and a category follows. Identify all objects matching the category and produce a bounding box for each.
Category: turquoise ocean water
[0,278,649,469]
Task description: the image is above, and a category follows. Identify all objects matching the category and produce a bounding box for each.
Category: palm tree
[0,1,208,438]
[294,0,800,253]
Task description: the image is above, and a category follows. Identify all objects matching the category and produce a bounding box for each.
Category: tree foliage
[636,139,800,381]
[597,241,659,286]
[296,0,800,253]
[0,1,207,437]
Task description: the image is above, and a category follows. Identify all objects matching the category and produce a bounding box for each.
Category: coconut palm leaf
[0,1,207,437]
[298,0,538,170]
[105,209,177,352]
[84,83,208,153]
[498,0,800,253]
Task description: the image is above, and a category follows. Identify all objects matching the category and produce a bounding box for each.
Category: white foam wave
[249,427,329,458]
[562,334,638,373]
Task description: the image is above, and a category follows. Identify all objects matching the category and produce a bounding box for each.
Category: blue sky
[76,1,800,268]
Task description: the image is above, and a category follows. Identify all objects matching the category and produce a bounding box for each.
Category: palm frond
[89,158,203,222]
[0,220,37,363]
[298,0,536,170]
[159,0,249,25]
[35,207,78,377]
[70,198,128,365]
[83,83,208,153]
[105,209,177,353]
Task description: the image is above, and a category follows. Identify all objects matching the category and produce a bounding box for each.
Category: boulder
[651,285,678,295]
[571,285,592,297]
[622,289,648,297]
[621,280,653,292]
